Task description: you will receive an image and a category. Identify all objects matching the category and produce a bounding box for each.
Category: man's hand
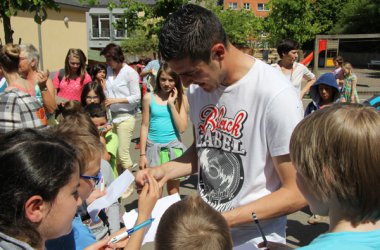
[135,167,167,192]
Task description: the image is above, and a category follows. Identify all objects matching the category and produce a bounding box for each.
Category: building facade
[223,0,270,17]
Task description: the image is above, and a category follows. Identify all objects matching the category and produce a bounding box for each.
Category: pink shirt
[53,71,92,101]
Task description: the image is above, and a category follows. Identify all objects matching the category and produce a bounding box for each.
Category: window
[113,15,127,38]
[229,2,238,9]
[243,3,250,9]
[257,3,269,11]
[91,15,110,38]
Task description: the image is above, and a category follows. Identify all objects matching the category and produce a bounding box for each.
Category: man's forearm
[160,142,198,181]
[223,185,306,227]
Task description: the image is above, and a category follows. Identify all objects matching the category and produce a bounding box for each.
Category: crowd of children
[0,6,379,250]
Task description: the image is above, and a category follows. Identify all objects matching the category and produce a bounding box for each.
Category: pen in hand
[108,218,154,244]
[252,212,267,247]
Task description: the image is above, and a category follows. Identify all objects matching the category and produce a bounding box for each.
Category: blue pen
[108,218,154,244]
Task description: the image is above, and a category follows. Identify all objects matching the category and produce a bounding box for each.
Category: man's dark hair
[159,4,228,63]
[277,39,300,58]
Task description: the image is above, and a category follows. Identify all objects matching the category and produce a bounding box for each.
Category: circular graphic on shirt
[198,148,244,211]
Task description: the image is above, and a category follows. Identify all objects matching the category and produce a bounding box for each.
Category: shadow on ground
[286,206,329,247]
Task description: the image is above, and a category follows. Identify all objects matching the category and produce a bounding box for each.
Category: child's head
[342,62,353,76]
[290,104,380,223]
[0,129,81,247]
[84,103,108,131]
[333,56,344,68]
[155,196,232,250]
[155,62,184,111]
[64,48,87,77]
[310,73,340,104]
[50,113,103,200]
[91,64,107,81]
[81,81,106,106]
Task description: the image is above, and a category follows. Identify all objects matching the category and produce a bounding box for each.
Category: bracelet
[140,154,146,156]
[41,86,48,92]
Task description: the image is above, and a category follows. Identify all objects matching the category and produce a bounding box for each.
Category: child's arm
[168,90,188,133]
[351,76,357,103]
[139,94,151,169]
[124,173,161,250]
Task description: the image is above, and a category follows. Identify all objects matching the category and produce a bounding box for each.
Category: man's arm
[135,127,198,188]
[222,154,307,227]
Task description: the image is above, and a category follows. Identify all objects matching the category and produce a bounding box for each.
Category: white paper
[87,170,135,221]
[123,193,181,245]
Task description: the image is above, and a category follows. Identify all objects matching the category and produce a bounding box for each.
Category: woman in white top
[272,39,316,99]
[100,43,141,191]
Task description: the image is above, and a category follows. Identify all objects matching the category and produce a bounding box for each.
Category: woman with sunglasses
[0,128,82,250]
[53,48,92,102]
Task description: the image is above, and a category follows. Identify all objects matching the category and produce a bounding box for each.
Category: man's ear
[211,43,226,62]
[24,195,46,223]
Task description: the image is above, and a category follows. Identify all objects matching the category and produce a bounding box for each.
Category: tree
[117,0,185,54]
[0,0,59,44]
[310,0,349,34]
[329,0,380,34]
[265,0,322,45]
[215,9,262,47]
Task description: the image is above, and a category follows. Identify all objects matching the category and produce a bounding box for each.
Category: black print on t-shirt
[196,105,247,212]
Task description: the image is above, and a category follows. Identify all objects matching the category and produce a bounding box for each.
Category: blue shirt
[299,229,380,250]
[45,215,96,250]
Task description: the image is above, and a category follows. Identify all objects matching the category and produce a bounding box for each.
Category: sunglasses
[81,171,102,185]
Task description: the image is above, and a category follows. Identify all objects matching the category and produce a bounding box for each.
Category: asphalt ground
[120,67,380,249]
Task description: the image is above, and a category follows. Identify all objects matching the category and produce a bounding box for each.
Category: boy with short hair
[290,104,380,249]
[304,72,340,117]
[85,103,119,178]
[155,196,233,250]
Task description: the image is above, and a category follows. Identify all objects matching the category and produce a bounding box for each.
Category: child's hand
[168,87,178,106]
[139,155,148,170]
[86,188,107,205]
[83,235,128,250]
[138,173,161,218]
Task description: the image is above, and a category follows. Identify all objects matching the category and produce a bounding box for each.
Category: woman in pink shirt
[53,48,92,101]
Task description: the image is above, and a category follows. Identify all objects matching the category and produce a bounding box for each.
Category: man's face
[168,57,224,92]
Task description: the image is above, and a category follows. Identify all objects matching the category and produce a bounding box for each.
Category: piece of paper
[88,170,135,221]
[123,193,181,245]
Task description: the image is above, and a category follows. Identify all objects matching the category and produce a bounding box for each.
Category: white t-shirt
[272,62,315,93]
[188,59,303,248]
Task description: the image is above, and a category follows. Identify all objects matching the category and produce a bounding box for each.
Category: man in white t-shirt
[135,4,307,249]
[272,39,316,99]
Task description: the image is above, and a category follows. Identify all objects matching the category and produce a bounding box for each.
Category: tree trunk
[2,13,14,44]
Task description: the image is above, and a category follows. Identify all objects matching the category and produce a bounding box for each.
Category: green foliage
[121,29,158,54]
[310,0,349,33]
[215,9,262,46]
[329,0,380,34]
[265,0,322,45]
[116,0,184,54]
[0,0,59,18]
